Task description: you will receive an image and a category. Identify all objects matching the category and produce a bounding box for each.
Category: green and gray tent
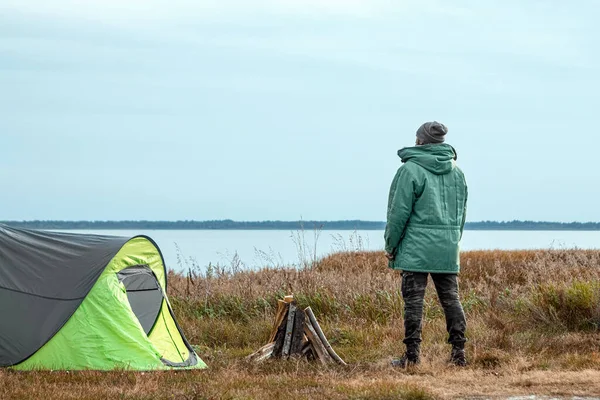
[0,224,207,370]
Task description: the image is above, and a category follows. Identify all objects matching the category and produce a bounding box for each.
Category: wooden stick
[271,310,289,358]
[289,307,305,356]
[269,300,289,343]
[246,342,275,361]
[303,316,332,365]
[281,303,297,358]
[302,342,315,361]
[304,307,347,365]
[284,295,295,303]
[301,341,312,354]
[254,344,275,362]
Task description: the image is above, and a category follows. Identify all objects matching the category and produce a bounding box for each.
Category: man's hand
[386,252,395,261]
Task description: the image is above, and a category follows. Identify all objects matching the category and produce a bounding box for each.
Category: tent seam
[0,286,87,302]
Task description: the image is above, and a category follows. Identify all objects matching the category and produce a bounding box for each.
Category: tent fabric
[14,270,172,370]
[0,225,130,367]
[0,225,206,370]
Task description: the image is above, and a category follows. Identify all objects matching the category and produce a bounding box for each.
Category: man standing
[385,121,468,367]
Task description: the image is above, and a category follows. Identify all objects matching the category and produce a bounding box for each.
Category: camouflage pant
[401,271,467,348]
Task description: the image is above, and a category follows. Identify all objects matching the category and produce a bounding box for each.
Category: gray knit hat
[416,121,448,144]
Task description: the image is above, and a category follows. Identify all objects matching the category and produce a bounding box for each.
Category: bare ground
[3,357,600,399]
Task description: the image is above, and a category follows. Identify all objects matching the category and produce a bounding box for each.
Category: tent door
[117,266,163,335]
[117,265,198,368]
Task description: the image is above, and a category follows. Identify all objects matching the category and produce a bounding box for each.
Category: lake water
[53,230,600,272]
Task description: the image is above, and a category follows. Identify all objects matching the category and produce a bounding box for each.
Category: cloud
[0,0,399,21]
[1,0,596,99]
[1,0,595,100]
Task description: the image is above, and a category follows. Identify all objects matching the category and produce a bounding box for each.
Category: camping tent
[0,224,206,370]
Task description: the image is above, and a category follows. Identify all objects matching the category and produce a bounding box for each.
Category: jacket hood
[397,144,457,175]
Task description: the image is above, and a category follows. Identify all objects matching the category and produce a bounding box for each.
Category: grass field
[3,249,600,399]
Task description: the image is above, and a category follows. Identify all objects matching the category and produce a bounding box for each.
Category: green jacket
[384,144,468,273]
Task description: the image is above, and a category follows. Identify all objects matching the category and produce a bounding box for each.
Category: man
[384,121,468,367]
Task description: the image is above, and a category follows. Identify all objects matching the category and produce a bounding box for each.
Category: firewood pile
[247,295,346,365]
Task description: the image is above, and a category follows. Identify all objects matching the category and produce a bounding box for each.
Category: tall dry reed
[168,249,600,368]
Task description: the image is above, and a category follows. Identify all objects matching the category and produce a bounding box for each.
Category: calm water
[53,230,600,272]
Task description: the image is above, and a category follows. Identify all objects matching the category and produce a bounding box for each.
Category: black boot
[450,346,467,367]
[391,346,420,368]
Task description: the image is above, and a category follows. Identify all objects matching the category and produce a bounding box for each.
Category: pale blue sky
[1,0,598,222]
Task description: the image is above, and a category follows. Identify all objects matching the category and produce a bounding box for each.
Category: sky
[1,0,598,222]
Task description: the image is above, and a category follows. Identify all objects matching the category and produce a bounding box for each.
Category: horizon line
[2,220,600,232]
[2,219,600,224]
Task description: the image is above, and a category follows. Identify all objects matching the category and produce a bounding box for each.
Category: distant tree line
[2,220,600,231]
[466,220,600,231]
[0,220,385,230]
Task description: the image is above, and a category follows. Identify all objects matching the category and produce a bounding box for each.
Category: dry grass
[4,366,600,399]
[6,249,600,399]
